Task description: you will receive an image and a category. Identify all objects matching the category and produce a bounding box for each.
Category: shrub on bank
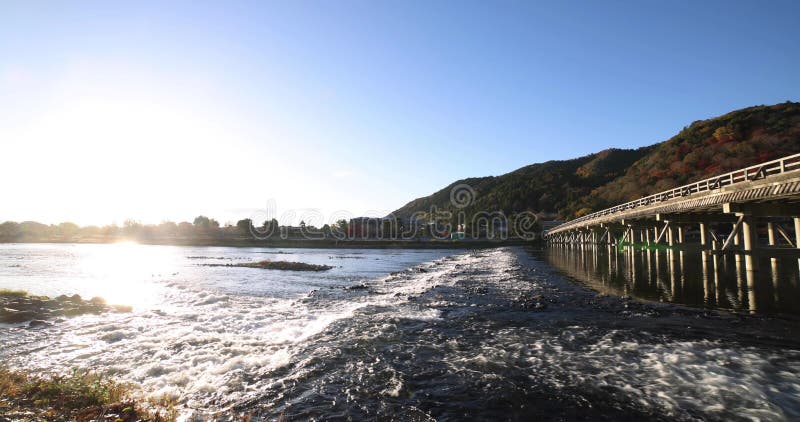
[0,367,176,421]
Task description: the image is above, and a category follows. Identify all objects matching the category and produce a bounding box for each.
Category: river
[1,243,798,420]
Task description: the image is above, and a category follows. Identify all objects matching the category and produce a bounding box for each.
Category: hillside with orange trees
[393,101,800,222]
[585,102,800,212]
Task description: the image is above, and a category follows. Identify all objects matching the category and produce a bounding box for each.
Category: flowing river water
[1,243,799,420]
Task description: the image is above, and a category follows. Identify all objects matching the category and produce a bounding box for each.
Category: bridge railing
[548,152,800,234]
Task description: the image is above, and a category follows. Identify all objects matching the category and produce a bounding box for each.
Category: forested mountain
[393,101,800,221]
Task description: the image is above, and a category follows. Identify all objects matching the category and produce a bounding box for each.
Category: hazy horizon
[2,1,799,226]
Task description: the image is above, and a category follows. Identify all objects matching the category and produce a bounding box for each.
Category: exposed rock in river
[202,260,333,271]
[0,291,132,326]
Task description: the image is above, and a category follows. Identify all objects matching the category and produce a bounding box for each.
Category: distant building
[348,217,392,239]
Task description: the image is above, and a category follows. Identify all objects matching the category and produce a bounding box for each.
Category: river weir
[1,243,799,420]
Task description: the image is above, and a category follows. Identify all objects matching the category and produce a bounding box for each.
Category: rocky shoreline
[0,290,132,327]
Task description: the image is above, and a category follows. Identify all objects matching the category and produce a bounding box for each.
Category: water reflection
[542,246,800,315]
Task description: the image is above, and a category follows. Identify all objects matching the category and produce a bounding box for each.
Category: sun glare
[76,243,178,308]
[3,88,250,225]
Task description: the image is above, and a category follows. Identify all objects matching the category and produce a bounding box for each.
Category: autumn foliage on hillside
[393,102,800,221]
[587,102,800,211]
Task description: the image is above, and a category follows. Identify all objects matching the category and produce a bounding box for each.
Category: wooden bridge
[544,153,800,264]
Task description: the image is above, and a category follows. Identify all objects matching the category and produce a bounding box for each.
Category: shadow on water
[543,244,800,315]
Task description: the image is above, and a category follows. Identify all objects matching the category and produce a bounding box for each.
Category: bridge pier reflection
[541,245,800,315]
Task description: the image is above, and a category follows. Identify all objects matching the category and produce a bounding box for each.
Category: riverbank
[0,366,176,421]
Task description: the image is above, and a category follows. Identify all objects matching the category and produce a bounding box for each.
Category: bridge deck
[545,153,800,237]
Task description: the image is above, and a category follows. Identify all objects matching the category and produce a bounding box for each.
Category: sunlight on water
[75,242,180,307]
[0,243,184,309]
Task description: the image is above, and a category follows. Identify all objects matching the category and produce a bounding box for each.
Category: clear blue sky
[1,1,798,225]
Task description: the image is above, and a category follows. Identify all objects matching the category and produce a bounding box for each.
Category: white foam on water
[381,370,405,397]
[412,248,800,421]
[2,291,368,409]
[0,249,479,413]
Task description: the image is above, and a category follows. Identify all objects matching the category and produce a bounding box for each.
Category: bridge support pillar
[667,225,674,247]
[699,222,707,247]
[742,217,758,271]
[741,218,754,252]
[767,222,776,246]
[794,217,800,248]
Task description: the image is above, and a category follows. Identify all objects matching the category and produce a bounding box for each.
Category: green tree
[193,216,210,227]
[236,219,253,235]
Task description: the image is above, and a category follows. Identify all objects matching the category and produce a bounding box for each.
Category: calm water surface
[1,243,799,420]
